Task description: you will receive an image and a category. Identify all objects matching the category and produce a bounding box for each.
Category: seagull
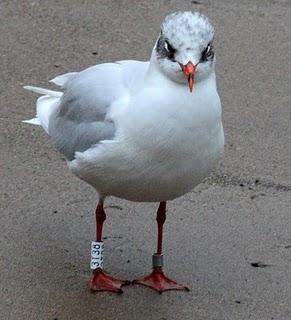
[23,11,224,294]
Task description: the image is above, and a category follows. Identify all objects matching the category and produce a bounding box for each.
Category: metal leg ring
[152,253,163,268]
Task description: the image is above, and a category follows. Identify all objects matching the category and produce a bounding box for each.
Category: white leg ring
[90,241,104,270]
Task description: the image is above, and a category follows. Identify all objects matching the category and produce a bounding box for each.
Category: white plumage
[23,10,225,293]
[24,11,224,202]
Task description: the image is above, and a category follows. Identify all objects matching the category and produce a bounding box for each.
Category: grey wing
[49,113,115,161]
[48,60,149,160]
[48,64,122,160]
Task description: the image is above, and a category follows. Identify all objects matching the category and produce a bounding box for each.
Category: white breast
[69,72,224,202]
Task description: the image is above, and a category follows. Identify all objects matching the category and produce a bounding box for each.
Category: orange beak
[179,61,196,92]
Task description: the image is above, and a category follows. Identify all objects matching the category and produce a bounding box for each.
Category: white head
[154,11,215,91]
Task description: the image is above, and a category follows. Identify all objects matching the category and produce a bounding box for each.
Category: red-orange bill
[188,74,194,92]
[179,61,196,92]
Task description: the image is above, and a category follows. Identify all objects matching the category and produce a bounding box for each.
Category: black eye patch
[164,40,176,57]
[156,36,176,61]
[201,43,214,62]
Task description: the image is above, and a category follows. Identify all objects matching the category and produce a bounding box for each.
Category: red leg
[89,198,130,293]
[133,202,189,293]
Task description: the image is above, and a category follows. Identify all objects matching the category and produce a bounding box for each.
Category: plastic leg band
[90,241,104,270]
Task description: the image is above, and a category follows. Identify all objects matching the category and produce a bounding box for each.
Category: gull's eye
[156,36,176,61]
[201,43,214,62]
[164,40,176,60]
[164,40,175,53]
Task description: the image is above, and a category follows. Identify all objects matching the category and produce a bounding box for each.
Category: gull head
[154,11,215,91]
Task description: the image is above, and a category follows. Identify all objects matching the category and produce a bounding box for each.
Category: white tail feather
[23,85,62,97]
[23,71,77,133]
[49,72,78,87]
[22,118,41,125]
[23,86,63,134]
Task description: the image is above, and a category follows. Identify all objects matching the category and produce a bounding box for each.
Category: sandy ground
[0,1,290,319]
